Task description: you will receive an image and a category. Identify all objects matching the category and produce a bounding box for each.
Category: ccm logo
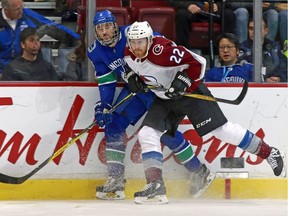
[196,118,211,128]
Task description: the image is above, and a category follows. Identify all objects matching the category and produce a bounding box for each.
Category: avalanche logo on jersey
[140,74,163,89]
[152,44,164,56]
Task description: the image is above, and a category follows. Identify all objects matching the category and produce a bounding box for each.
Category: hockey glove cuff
[165,71,192,100]
[94,101,113,127]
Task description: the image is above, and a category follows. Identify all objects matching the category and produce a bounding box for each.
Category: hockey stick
[148,80,248,105]
[0,94,134,184]
[0,121,96,184]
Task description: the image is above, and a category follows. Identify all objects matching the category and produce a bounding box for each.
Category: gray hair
[1,0,22,8]
[1,0,10,8]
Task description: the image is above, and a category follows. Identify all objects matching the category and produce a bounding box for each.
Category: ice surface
[1,199,287,216]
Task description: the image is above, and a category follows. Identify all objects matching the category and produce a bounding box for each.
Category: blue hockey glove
[94,101,113,127]
[165,71,192,100]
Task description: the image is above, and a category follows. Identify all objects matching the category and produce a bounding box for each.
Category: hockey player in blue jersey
[87,10,215,202]
[87,9,156,200]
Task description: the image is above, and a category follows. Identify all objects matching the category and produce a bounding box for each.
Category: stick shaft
[148,81,248,105]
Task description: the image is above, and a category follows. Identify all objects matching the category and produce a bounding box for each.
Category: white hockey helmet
[127,21,153,58]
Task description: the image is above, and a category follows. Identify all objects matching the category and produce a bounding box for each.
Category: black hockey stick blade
[213,80,248,105]
[0,94,134,184]
[0,156,52,184]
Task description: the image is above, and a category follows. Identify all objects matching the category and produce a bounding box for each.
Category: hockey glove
[124,68,147,94]
[94,101,113,127]
[165,71,192,100]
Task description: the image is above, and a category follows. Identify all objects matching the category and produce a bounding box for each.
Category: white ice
[1,199,287,216]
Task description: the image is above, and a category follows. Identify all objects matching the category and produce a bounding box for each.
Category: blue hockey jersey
[205,62,254,82]
[87,25,129,105]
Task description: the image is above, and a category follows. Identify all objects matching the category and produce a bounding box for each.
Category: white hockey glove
[165,71,192,100]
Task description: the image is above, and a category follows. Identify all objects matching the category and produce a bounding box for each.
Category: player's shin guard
[238,130,286,177]
[105,116,128,177]
[212,123,285,177]
[134,151,168,204]
[160,131,215,197]
[161,130,201,171]
[96,121,127,200]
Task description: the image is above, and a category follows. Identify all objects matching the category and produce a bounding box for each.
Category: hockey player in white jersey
[88,10,214,201]
[123,21,286,204]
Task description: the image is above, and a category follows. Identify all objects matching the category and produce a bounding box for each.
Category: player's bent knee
[160,130,184,150]
[211,122,247,145]
[138,126,163,153]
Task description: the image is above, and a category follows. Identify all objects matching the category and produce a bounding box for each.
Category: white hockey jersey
[124,36,207,99]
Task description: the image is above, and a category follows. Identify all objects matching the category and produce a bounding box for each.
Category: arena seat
[80,0,122,7]
[128,0,176,41]
[77,0,130,32]
[96,7,131,26]
[189,22,221,48]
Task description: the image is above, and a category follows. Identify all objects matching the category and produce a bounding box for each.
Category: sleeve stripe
[97,71,117,85]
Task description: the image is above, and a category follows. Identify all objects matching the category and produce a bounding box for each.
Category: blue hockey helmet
[93,10,116,26]
[93,10,119,46]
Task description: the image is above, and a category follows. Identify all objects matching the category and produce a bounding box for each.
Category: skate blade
[192,173,216,199]
[96,191,125,200]
[134,195,169,205]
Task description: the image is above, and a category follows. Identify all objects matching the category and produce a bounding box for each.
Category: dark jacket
[0,8,79,73]
[1,55,61,81]
[239,38,287,82]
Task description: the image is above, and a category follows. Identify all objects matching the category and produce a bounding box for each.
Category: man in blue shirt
[0,0,79,75]
[205,33,253,82]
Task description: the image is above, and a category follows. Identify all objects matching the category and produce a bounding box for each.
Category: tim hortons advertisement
[0,84,287,180]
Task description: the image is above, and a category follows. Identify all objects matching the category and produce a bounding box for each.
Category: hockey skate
[134,180,168,204]
[96,176,126,200]
[267,147,286,177]
[190,164,215,198]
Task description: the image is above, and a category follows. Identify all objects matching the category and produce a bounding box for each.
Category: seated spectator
[228,2,279,43]
[64,30,88,81]
[205,33,253,82]
[168,0,235,49]
[274,3,288,47]
[279,40,288,82]
[1,27,61,81]
[239,17,287,82]
[0,0,80,76]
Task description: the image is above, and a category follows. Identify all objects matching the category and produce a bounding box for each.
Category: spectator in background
[274,3,288,47]
[228,2,279,43]
[0,0,80,76]
[205,33,253,82]
[239,17,287,82]
[1,27,61,81]
[168,0,235,49]
[64,30,88,81]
